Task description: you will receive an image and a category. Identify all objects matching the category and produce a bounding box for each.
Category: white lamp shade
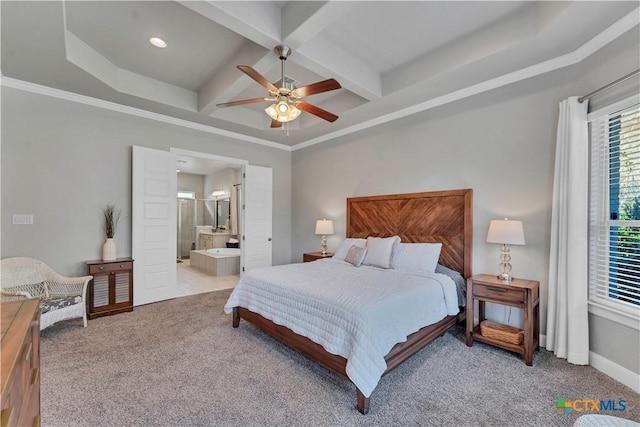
[486,219,525,245]
[315,219,334,235]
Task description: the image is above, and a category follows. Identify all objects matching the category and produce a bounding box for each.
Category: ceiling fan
[216,45,342,128]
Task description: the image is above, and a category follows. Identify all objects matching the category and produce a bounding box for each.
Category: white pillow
[344,245,367,267]
[362,236,400,269]
[392,242,443,273]
[333,238,366,260]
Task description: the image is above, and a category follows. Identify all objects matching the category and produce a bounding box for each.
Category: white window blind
[589,99,640,317]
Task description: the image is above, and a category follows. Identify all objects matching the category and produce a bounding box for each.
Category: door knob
[268,238,272,241]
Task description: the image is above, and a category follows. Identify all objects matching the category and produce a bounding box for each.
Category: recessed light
[149,37,167,48]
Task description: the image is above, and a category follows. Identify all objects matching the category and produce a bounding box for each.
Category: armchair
[0,257,91,330]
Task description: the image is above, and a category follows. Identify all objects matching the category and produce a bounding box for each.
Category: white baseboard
[589,351,640,393]
[541,334,639,393]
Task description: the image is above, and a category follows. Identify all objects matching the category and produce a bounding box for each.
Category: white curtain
[546,97,590,365]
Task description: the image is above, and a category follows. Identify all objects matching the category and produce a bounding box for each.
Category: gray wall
[1,87,292,275]
[291,28,639,373]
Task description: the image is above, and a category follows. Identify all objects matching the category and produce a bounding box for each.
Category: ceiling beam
[281,2,351,48]
[177,1,281,49]
[185,0,381,103]
[198,43,277,116]
[295,37,382,101]
[280,1,381,101]
[179,1,286,116]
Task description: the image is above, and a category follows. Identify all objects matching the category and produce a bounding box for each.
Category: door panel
[243,165,273,272]
[132,146,177,306]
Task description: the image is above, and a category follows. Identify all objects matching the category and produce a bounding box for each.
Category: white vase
[102,238,116,261]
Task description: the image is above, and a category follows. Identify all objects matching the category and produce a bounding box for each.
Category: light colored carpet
[40,289,639,426]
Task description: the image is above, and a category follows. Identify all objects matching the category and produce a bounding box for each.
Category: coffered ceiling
[1,1,638,149]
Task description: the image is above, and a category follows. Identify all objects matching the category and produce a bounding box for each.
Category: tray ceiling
[1,1,638,148]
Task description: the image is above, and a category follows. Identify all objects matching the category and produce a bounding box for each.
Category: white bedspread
[223,258,459,397]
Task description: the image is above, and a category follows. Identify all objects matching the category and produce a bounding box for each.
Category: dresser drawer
[88,261,133,275]
[9,330,35,409]
[1,300,40,427]
[472,282,525,305]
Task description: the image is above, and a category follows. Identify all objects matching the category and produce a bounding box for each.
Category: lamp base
[321,235,328,255]
[497,244,513,282]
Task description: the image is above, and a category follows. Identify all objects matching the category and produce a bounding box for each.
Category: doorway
[132,146,272,305]
[173,149,245,296]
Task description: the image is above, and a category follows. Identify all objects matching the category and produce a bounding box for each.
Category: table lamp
[486,218,526,282]
[315,219,334,255]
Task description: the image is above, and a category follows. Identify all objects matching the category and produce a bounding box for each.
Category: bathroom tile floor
[176,259,239,296]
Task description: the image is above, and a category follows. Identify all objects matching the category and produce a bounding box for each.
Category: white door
[242,165,273,272]
[132,146,178,306]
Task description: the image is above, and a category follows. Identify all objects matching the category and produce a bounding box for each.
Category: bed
[225,189,472,414]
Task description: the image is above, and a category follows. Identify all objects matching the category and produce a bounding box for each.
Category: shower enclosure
[177,198,216,261]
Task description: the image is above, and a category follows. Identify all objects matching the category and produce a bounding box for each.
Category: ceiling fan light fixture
[265,98,300,123]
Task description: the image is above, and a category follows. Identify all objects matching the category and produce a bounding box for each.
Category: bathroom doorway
[173,149,246,295]
[176,195,217,261]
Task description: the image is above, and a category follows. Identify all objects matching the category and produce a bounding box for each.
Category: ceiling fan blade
[270,119,282,128]
[296,101,339,122]
[237,65,279,92]
[216,97,272,107]
[290,79,341,98]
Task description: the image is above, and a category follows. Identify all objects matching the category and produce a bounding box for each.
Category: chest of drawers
[1,299,41,427]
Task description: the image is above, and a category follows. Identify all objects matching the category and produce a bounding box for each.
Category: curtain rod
[578,69,640,103]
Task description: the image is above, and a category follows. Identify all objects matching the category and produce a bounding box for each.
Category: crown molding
[0,77,292,152]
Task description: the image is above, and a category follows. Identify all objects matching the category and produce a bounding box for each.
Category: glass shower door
[177,198,195,260]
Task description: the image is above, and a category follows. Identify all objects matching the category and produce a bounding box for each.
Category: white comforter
[223,258,459,397]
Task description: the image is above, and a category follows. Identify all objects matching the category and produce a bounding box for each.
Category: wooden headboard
[346,189,472,278]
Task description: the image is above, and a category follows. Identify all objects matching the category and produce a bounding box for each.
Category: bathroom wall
[205,167,242,234]
[177,173,205,197]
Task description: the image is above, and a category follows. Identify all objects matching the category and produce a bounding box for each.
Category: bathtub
[206,248,241,257]
[189,249,240,276]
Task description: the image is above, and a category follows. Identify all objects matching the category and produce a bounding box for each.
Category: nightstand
[466,274,540,366]
[303,251,334,262]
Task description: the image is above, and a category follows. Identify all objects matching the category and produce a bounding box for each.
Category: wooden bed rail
[233,306,466,414]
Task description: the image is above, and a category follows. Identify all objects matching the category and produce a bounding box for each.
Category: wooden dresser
[1,299,41,427]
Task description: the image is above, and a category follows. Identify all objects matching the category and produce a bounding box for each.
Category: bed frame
[232,189,473,414]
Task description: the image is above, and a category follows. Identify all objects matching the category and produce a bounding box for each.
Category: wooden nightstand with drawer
[303,252,334,262]
[86,258,134,319]
[465,274,540,366]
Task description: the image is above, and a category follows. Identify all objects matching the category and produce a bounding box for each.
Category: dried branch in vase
[103,203,122,239]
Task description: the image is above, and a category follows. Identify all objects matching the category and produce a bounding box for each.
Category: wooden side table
[86,258,134,319]
[303,252,334,262]
[466,274,540,366]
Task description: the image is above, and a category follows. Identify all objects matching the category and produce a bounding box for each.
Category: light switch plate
[13,214,34,225]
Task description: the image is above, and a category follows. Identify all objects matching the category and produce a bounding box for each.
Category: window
[177,191,195,199]
[589,96,640,324]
